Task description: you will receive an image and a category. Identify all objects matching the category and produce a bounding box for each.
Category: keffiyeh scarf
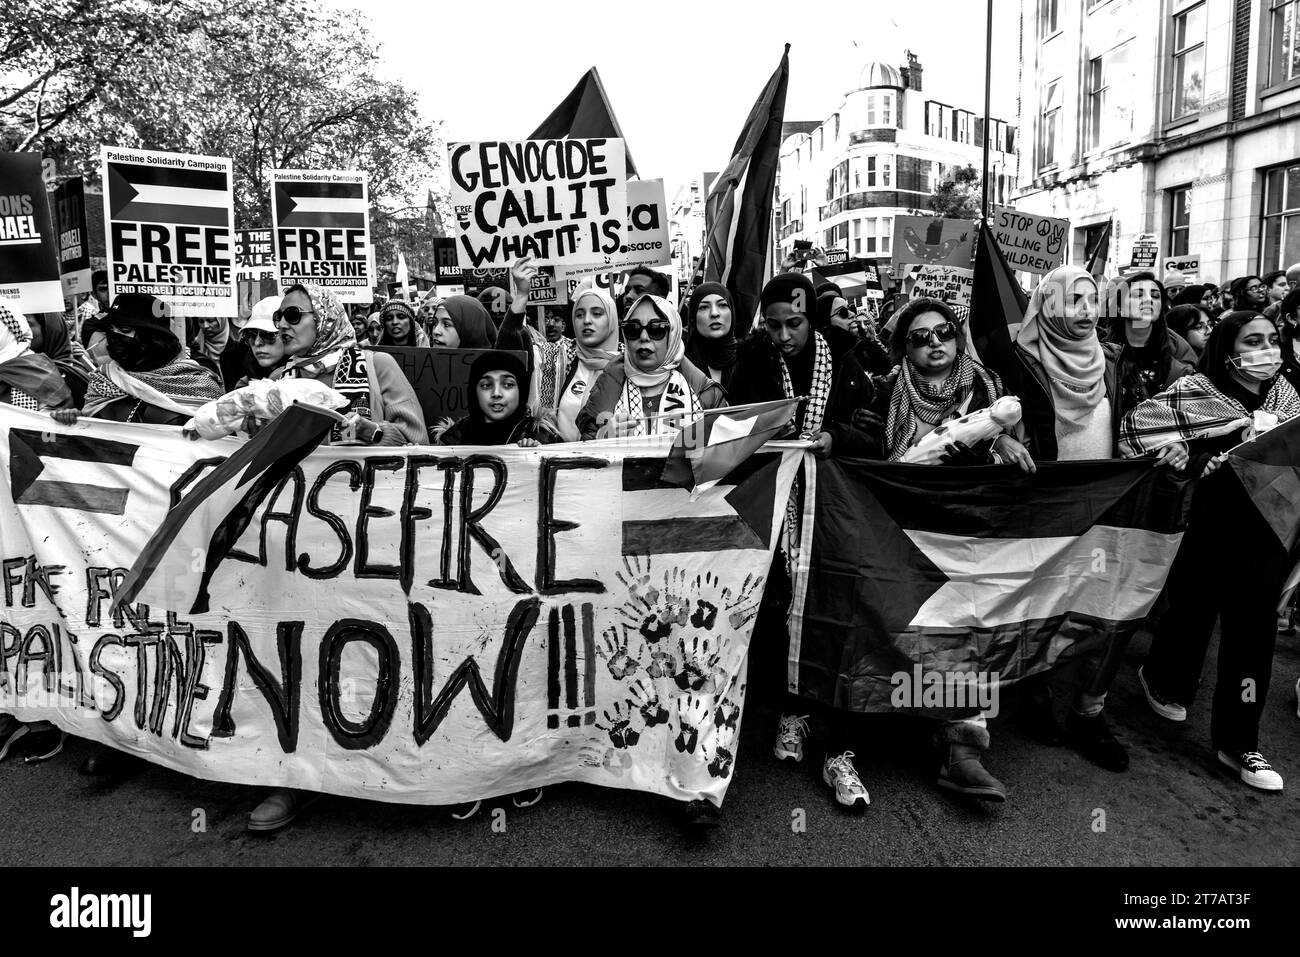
[1118,373,1300,457]
[885,352,1001,461]
[83,358,223,417]
[778,331,832,436]
[611,368,702,436]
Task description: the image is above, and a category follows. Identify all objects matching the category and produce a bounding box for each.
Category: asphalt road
[4,627,1298,867]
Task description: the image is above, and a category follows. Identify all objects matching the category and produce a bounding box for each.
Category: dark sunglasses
[243,330,280,346]
[832,306,852,320]
[906,322,959,348]
[273,306,315,325]
[621,320,670,341]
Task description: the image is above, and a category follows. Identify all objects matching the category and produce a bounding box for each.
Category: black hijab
[455,350,533,444]
[684,282,739,375]
[1105,271,1175,409]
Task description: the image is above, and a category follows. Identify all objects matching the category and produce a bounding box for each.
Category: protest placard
[563,270,622,302]
[891,216,977,269]
[100,147,236,318]
[433,236,461,284]
[0,404,800,805]
[53,177,92,298]
[824,248,849,265]
[460,267,511,300]
[989,206,1068,274]
[235,228,277,322]
[809,258,884,300]
[449,138,628,268]
[0,153,63,314]
[911,264,974,308]
[1129,233,1159,269]
[271,169,372,303]
[557,178,671,284]
[371,346,528,428]
[1162,254,1200,283]
[529,266,563,306]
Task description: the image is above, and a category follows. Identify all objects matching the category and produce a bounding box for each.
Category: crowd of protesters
[3,245,1300,835]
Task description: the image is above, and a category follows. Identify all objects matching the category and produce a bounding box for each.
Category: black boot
[1064,710,1129,772]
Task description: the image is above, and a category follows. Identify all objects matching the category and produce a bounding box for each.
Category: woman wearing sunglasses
[880,298,1034,472]
[233,298,287,386]
[576,292,725,439]
[267,284,426,448]
[816,290,892,378]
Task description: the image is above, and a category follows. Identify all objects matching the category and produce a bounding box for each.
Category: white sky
[341,0,1023,203]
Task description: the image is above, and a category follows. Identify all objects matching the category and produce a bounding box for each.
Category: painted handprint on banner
[626,677,669,728]
[675,635,722,693]
[722,573,764,630]
[596,702,642,749]
[673,694,711,754]
[595,625,639,680]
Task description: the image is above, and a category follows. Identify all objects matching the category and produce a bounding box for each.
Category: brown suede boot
[938,743,1007,801]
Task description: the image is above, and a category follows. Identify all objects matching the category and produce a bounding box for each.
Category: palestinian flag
[969,219,1027,381]
[703,45,790,326]
[113,404,338,616]
[1229,414,1300,552]
[530,67,637,178]
[789,458,1193,717]
[1086,219,1112,280]
[658,398,799,493]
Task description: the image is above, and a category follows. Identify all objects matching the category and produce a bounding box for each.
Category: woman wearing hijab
[438,350,559,446]
[267,284,426,448]
[1121,312,1300,791]
[366,315,383,346]
[417,295,442,342]
[429,295,498,350]
[499,257,619,441]
[1103,271,1197,419]
[378,300,430,348]
[684,282,741,392]
[81,294,224,426]
[815,289,893,378]
[23,311,93,407]
[1002,265,1131,772]
[576,293,725,439]
[190,315,251,391]
[1009,265,1121,462]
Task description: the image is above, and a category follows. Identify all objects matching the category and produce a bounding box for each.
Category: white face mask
[1230,346,1283,381]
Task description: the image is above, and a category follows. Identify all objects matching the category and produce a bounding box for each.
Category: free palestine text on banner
[788,458,1193,718]
[449,138,627,268]
[0,152,63,314]
[100,146,237,317]
[0,407,799,805]
[271,169,372,303]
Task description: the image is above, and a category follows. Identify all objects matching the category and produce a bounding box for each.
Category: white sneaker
[773,714,810,762]
[822,751,870,808]
[1138,665,1186,722]
[1217,750,1284,792]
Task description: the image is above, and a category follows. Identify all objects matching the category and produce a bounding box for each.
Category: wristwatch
[369,425,385,445]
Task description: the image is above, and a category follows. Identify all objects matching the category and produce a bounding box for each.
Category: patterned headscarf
[378,300,428,347]
[623,294,685,388]
[278,284,356,377]
[0,303,32,364]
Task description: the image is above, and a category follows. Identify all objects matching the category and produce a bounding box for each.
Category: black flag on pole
[530,67,637,178]
[969,219,1027,383]
[703,45,790,327]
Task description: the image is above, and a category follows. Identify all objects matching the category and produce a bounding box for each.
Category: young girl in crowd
[439,350,559,447]
[234,306,287,387]
[577,293,725,439]
[1122,311,1300,791]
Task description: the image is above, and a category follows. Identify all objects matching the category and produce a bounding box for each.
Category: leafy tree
[924,164,984,220]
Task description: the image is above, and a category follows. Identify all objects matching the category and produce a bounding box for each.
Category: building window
[852,218,862,256]
[1040,78,1062,167]
[1169,186,1192,256]
[1261,162,1300,272]
[1039,0,1059,38]
[882,154,892,187]
[1269,0,1300,86]
[880,217,892,255]
[881,93,892,126]
[833,113,840,140]
[864,217,878,254]
[1086,42,1133,151]
[1172,3,1206,119]
[867,94,876,125]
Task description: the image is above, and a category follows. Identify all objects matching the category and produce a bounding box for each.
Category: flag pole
[981,0,994,220]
